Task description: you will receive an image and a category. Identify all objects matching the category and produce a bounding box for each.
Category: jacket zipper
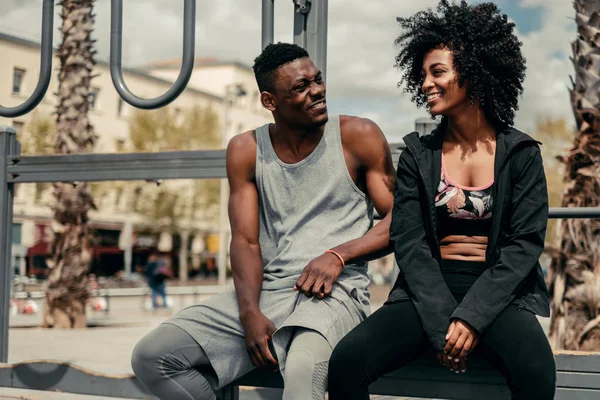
[488,138,539,261]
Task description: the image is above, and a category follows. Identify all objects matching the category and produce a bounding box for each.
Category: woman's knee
[497,343,556,400]
[516,355,556,399]
[329,336,370,383]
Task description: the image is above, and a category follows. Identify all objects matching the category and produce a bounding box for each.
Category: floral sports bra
[435,157,494,238]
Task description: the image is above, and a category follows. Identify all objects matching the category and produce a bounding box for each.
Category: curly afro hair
[253,42,309,92]
[395,0,526,128]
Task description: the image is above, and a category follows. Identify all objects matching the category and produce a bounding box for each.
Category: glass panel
[12,223,22,244]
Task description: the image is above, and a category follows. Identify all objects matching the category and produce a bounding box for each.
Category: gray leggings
[131,323,331,400]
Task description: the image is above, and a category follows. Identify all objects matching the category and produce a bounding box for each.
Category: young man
[131,42,395,400]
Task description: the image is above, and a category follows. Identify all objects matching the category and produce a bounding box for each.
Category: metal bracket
[293,0,311,14]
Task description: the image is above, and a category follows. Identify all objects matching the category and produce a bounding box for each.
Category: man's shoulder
[338,115,388,149]
[228,130,258,160]
[339,115,382,136]
[229,130,258,149]
[226,131,258,176]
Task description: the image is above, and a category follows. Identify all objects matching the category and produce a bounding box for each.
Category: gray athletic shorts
[164,283,369,389]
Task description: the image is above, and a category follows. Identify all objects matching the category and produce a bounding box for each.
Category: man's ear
[261,91,276,112]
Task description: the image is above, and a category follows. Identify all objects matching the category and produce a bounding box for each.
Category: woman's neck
[444,107,495,145]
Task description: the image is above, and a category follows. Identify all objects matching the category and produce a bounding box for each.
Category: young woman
[328,2,556,399]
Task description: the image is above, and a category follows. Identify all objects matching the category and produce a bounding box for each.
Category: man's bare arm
[227,132,278,368]
[330,116,396,264]
[227,133,263,316]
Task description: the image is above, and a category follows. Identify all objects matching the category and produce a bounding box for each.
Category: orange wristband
[325,249,345,267]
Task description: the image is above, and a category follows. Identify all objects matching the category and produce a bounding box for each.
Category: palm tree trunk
[548,0,600,350]
[43,0,97,329]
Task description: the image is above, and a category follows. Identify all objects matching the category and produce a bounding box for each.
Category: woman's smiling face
[421,48,469,117]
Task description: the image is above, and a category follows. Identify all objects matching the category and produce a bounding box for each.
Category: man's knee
[284,350,328,400]
[131,334,161,382]
[283,329,331,400]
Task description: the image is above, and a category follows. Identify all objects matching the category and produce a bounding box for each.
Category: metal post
[306,0,327,81]
[179,231,189,282]
[123,214,133,276]
[217,98,231,287]
[293,1,309,50]
[0,127,17,362]
[262,0,275,50]
[293,0,328,81]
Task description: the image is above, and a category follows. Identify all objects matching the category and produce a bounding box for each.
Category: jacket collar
[403,125,540,174]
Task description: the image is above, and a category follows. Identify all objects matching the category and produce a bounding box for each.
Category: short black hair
[253,42,309,92]
[395,0,526,128]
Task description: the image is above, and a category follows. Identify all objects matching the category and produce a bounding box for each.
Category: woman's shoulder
[500,126,541,147]
[402,128,443,149]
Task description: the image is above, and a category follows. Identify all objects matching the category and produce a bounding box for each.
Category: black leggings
[328,301,556,400]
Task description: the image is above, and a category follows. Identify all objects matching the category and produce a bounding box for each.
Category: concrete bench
[220,350,600,400]
[0,351,598,399]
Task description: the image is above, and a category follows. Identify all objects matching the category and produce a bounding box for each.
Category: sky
[0,0,576,143]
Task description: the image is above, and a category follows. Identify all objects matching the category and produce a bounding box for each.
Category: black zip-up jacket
[388,126,551,351]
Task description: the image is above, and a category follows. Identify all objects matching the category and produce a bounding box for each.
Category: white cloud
[513,0,576,133]
[0,0,578,138]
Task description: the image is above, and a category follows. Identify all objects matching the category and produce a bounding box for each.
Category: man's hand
[444,319,479,370]
[294,252,344,299]
[240,310,279,370]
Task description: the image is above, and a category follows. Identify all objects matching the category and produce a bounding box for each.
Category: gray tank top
[255,115,374,293]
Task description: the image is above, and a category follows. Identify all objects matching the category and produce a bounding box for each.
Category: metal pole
[262,0,275,50]
[293,0,328,81]
[305,0,327,81]
[123,213,133,276]
[217,97,231,287]
[0,127,17,362]
[293,1,309,50]
[549,207,600,219]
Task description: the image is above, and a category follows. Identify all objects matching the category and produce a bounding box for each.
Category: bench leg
[216,385,239,400]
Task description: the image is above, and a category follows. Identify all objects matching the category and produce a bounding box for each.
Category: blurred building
[0,32,273,279]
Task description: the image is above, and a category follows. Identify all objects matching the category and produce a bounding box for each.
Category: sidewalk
[0,387,135,400]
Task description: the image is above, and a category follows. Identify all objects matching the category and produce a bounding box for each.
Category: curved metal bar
[0,0,54,118]
[110,0,196,109]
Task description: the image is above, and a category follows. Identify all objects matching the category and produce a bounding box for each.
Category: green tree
[120,105,221,279]
[44,0,97,329]
[19,111,55,202]
[533,118,573,245]
[548,0,600,351]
